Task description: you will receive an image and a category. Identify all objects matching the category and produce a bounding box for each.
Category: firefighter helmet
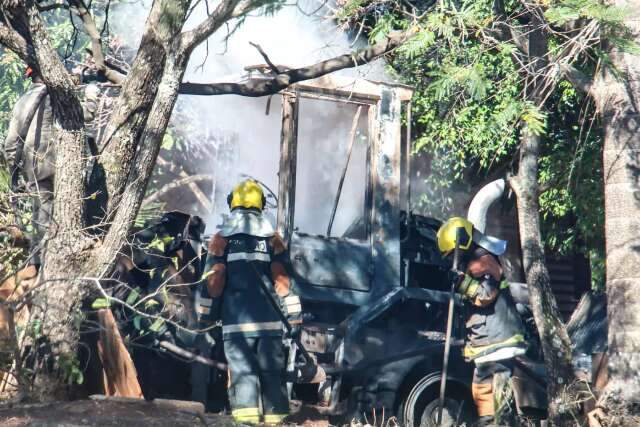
[436,217,474,256]
[227,179,266,211]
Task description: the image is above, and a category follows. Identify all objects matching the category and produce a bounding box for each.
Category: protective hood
[473,229,507,256]
[219,209,275,238]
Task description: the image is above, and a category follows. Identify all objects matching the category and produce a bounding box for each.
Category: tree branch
[560,63,594,96]
[179,29,414,97]
[179,0,243,54]
[68,0,125,84]
[0,20,34,64]
[37,1,69,12]
[142,174,214,205]
[249,41,280,74]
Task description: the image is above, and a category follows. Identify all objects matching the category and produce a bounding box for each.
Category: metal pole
[327,106,362,237]
[437,228,463,426]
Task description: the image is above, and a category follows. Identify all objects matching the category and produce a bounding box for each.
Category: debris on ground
[0,397,233,427]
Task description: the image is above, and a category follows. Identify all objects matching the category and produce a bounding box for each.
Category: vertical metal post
[437,228,463,425]
[370,86,402,296]
[405,101,412,215]
[277,92,299,243]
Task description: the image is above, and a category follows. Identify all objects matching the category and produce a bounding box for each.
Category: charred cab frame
[272,76,474,424]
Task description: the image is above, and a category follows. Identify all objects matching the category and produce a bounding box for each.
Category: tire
[419,398,464,427]
[401,373,475,427]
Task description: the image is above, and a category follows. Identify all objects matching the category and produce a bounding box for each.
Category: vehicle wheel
[400,373,475,427]
[419,398,463,427]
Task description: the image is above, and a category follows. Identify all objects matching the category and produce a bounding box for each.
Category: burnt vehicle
[104,73,546,425]
[260,75,547,426]
[265,77,473,426]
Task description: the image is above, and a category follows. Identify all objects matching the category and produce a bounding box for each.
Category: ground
[0,398,224,427]
[0,397,334,427]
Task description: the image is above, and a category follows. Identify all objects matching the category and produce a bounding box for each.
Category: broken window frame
[276,87,378,244]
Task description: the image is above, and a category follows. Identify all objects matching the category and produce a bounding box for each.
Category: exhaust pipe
[467,179,506,233]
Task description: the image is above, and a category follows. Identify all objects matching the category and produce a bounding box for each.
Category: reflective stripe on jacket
[200,211,291,339]
[460,246,526,362]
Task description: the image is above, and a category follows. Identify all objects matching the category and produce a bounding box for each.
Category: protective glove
[457,273,481,300]
[283,295,302,325]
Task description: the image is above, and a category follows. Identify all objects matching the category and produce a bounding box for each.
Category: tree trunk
[595,1,640,413]
[508,9,580,424]
[511,129,577,424]
[95,53,187,274]
[11,0,190,399]
[98,1,190,217]
[17,1,93,399]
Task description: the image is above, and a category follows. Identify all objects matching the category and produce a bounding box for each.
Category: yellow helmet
[227,179,266,211]
[436,217,474,256]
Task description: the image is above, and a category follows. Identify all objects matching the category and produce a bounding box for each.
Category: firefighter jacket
[457,246,526,363]
[200,209,292,339]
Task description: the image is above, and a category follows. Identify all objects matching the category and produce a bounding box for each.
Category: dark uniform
[2,73,98,266]
[202,207,291,424]
[457,245,526,423]
[2,82,53,265]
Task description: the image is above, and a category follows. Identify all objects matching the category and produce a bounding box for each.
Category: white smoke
[112,0,391,235]
[181,1,388,235]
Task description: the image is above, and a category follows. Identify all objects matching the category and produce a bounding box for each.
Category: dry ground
[0,397,334,427]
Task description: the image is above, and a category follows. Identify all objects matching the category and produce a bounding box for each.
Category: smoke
[180,1,386,234]
[110,1,389,235]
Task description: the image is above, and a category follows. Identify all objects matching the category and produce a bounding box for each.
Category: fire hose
[158,340,227,370]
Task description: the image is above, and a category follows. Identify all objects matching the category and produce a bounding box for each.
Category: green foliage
[0,51,31,141]
[58,353,84,385]
[521,102,547,136]
[339,0,606,282]
[377,1,524,216]
[545,0,626,26]
[547,0,640,55]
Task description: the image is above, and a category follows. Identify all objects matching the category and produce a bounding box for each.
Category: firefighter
[200,179,299,425]
[2,66,98,267]
[2,67,53,266]
[436,217,527,426]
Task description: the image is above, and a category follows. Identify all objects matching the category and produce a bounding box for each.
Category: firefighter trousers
[224,335,288,424]
[471,359,515,419]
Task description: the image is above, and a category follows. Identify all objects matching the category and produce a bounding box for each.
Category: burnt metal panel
[370,86,402,297]
[341,287,462,338]
[289,233,371,292]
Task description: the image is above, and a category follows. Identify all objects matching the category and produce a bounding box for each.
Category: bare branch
[179,29,414,97]
[230,0,254,18]
[560,63,594,95]
[142,174,214,205]
[179,0,243,54]
[68,0,125,84]
[249,41,280,74]
[37,1,69,12]
[0,21,34,63]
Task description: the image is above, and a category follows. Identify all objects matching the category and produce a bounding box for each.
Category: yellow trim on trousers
[232,407,261,424]
[264,413,288,424]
